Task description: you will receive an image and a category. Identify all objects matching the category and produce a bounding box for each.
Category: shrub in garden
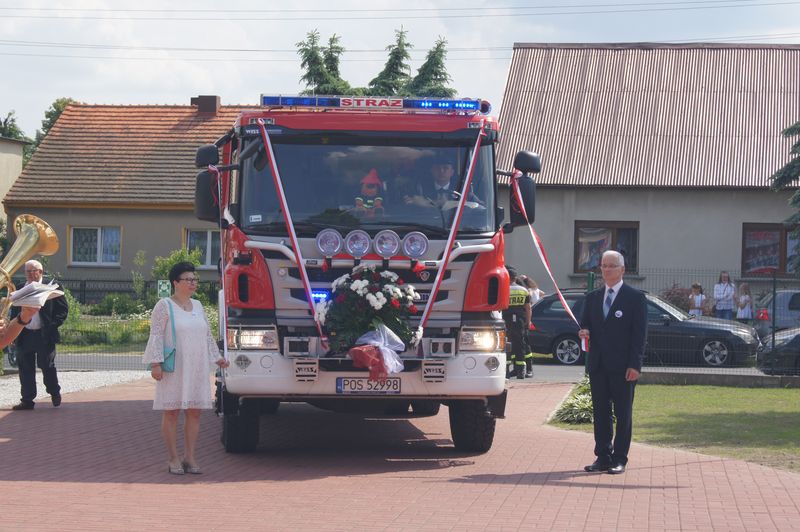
[553,376,594,424]
[661,283,691,313]
[87,293,143,316]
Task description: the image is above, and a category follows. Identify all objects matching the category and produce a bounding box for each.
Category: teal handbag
[150,299,177,372]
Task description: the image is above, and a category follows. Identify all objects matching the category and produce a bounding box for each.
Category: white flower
[410,326,423,346]
[314,301,329,325]
[380,271,399,282]
[350,279,369,296]
[332,274,350,291]
[383,285,403,299]
[366,292,386,310]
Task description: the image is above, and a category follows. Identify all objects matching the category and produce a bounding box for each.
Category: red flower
[372,272,380,281]
[391,299,401,309]
[369,284,380,293]
[397,279,405,285]
[335,294,346,304]
[408,304,418,314]
[352,273,362,280]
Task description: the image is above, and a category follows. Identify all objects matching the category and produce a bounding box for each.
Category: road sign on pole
[157,280,171,298]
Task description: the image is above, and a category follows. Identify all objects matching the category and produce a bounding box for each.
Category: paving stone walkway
[1,378,798,531]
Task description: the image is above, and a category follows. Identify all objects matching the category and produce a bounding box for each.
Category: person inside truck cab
[403,154,483,209]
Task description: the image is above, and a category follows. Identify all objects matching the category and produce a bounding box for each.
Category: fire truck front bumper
[221,351,508,399]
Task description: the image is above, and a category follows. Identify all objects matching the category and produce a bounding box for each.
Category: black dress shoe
[51,394,62,407]
[584,460,610,472]
[11,402,34,411]
[607,463,626,474]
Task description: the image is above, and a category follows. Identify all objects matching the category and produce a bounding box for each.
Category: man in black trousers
[578,250,647,474]
[10,259,69,411]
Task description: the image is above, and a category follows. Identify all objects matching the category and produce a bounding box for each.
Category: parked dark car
[529,289,761,367]
[757,326,800,375]
[753,290,800,338]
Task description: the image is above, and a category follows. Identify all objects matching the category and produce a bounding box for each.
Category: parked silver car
[754,290,800,337]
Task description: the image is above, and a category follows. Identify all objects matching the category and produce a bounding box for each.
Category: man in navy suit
[578,250,647,474]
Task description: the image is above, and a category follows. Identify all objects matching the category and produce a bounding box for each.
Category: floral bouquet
[316,265,422,354]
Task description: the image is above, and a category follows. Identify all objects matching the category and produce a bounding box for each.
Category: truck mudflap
[486,389,507,418]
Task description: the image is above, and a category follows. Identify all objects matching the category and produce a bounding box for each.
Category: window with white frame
[71,227,121,265]
[187,229,220,267]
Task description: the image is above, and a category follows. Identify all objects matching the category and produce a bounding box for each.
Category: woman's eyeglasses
[178,277,199,283]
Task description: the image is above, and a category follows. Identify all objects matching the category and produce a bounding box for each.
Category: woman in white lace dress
[143,262,228,475]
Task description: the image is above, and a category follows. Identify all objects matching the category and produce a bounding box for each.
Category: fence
[547,268,800,376]
[2,272,799,376]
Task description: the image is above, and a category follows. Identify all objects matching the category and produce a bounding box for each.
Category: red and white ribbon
[256,119,327,346]
[419,126,486,328]
[510,171,582,336]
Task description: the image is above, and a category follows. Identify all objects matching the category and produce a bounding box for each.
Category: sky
[1,0,799,137]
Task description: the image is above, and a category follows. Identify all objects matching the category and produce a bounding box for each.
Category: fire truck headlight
[402,232,428,258]
[374,230,400,258]
[316,229,343,256]
[344,230,371,258]
[458,329,499,352]
[228,327,279,350]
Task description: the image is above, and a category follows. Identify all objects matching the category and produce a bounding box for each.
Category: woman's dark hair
[691,282,703,293]
[169,261,196,286]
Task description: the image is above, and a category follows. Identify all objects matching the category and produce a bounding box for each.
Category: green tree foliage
[0,110,33,163]
[368,28,413,96]
[152,248,203,281]
[770,120,800,273]
[297,30,352,95]
[405,37,456,98]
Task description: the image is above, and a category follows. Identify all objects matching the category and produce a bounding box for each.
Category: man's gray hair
[602,250,625,267]
[25,259,43,271]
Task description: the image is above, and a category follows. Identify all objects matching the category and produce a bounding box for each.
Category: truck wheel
[260,399,280,414]
[448,400,496,453]
[221,402,259,453]
[383,401,411,416]
[411,400,441,417]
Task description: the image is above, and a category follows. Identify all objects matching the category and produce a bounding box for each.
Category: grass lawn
[551,384,800,473]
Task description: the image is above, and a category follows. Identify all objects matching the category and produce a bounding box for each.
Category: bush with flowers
[315,265,422,353]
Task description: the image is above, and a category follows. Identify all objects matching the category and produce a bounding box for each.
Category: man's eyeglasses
[178,277,199,283]
[25,269,43,274]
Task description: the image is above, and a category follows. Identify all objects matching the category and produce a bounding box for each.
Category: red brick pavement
[1,378,799,531]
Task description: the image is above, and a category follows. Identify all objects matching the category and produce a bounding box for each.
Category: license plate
[336,377,401,394]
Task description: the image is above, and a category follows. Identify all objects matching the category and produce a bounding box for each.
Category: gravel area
[0,370,147,408]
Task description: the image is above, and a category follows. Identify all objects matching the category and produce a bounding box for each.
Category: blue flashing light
[260,94,487,113]
[311,290,330,303]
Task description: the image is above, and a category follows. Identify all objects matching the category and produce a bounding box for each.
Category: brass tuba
[0,214,60,316]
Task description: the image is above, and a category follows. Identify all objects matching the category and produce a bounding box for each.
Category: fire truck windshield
[238,134,495,236]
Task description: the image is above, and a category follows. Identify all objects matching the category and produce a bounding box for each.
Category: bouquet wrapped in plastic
[347,323,405,381]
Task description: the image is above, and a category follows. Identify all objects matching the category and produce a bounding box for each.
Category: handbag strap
[164,298,177,350]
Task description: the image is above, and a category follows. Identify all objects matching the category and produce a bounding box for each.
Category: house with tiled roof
[3,96,256,283]
[497,42,800,294]
[0,136,27,222]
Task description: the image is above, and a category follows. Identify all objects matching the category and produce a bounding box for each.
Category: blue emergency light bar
[311,290,330,302]
[260,95,488,114]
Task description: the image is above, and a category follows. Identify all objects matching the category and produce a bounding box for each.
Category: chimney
[191,95,221,114]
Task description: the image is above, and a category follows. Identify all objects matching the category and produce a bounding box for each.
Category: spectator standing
[713,271,736,320]
[520,276,545,304]
[143,262,229,475]
[736,282,753,324]
[9,260,68,411]
[688,283,706,317]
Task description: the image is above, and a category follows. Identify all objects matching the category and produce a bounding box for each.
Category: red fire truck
[194,95,539,454]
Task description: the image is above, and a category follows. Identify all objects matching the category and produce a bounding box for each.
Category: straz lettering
[340,98,403,109]
[509,295,527,306]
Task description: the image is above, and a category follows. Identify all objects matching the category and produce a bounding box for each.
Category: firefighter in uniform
[503,267,532,379]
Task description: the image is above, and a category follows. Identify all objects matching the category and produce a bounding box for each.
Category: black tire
[383,401,411,416]
[448,400,496,453]
[260,399,280,414]
[699,339,731,367]
[552,335,582,365]
[4,345,17,368]
[221,402,259,453]
[410,400,441,417]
